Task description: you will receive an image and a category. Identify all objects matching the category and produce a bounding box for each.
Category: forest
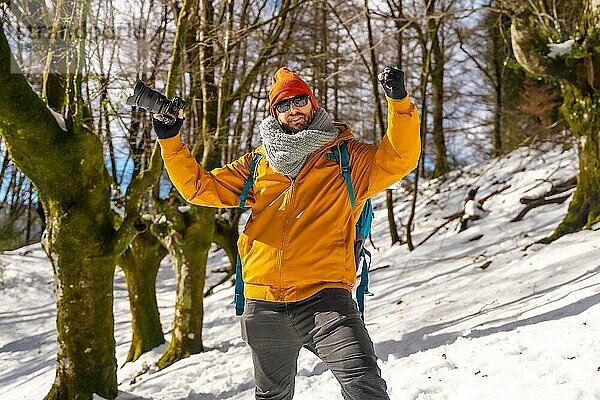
[0,0,598,399]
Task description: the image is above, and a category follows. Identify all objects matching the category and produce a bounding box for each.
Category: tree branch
[0,20,68,198]
[510,15,574,81]
[511,176,577,222]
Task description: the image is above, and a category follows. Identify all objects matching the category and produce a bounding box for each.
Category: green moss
[587,209,600,227]
[120,232,166,364]
[541,84,600,243]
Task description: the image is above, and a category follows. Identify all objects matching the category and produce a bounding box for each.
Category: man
[153,66,420,399]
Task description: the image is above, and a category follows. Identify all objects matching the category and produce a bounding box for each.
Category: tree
[507,0,600,240]
[104,1,172,364]
[118,230,167,364]
[428,0,449,178]
[455,5,564,158]
[365,0,406,245]
[0,2,162,396]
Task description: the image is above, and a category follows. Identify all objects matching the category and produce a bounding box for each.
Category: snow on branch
[547,39,575,59]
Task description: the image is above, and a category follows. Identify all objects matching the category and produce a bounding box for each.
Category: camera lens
[126,79,170,114]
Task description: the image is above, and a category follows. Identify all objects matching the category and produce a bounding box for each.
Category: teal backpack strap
[233,152,263,316]
[328,141,355,208]
[233,256,245,316]
[329,140,374,320]
[356,247,372,317]
[239,153,263,208]
[339,141,355,207]
[355,199,374,320]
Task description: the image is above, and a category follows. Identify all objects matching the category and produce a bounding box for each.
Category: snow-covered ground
[1,143,599,400]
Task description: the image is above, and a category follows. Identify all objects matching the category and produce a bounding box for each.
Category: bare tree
[428,0,450,178]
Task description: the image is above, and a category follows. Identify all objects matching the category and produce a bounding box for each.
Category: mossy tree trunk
[0,14,161,399]
[205,210,241,297]
[509,0,600,241]
[543,85,600,240]
[118,231,167,364]
[153,205,215,369]
[43,202,119,400]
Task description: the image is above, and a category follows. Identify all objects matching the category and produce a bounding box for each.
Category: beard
[281,110,314,133]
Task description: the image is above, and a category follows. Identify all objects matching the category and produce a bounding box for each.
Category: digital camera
[126,79,186,126]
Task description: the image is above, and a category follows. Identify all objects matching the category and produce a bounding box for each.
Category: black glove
[378,66,407,100]
[152,115,184,139]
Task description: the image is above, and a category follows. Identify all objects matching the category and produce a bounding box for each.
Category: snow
[463,199,481,219]
[47,106,68,132]
[1,143,599,400]
[177,205,191,213]
[547,39,575,59]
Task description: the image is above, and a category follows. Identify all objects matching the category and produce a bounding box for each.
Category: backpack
[233,140,374,320]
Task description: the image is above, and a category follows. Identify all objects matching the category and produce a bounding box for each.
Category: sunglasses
[273,95,309,113]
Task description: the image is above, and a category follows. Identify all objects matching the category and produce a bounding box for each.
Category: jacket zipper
[278,177,295,299]
[273,135,348,300]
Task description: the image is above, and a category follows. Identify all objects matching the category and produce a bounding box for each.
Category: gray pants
[241,288,389,400]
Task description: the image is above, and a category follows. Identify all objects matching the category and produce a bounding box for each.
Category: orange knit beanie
[269,67,318,117]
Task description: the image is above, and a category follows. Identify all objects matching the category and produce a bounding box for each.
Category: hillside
[1,143,599,400]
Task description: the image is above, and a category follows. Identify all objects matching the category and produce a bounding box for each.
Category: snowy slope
[1,143,599,400]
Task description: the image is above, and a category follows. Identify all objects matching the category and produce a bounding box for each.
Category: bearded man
[153,66,420,400]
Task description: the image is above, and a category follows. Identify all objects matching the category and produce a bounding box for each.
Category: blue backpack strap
[356,247,373,318]
[329,141,355,208]
[239,153,263,208]
[330,141,374,320]
[233,152,263,315]
[233,255,245,316]
[355,199,374,320]
[339,141,355,208]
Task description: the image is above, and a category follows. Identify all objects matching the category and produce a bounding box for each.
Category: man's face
[274,95,314,133]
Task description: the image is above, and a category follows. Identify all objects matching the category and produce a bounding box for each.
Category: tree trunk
[43,210,118,399]
[541,87,600,241]
[490,12,503,156]
[118,231,167,364]
[406,23,433,251]
[429,17,450,178]
[205,210,241,296]
[1,15,162,398]
[429,2,449,178]
[213,211,240,270]
[406,81,428,251]
[364,0,401,245]
[156,206,215,369]
[509,3,600,241]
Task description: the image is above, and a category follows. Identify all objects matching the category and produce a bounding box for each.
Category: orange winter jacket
[158,96,420,302]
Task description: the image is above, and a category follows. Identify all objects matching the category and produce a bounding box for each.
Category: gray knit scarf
[259,108,340,178]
